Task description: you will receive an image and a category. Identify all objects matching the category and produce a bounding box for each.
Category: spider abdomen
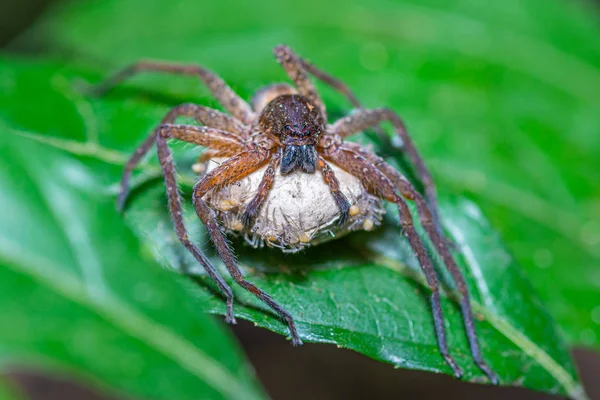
[202,158,385,253]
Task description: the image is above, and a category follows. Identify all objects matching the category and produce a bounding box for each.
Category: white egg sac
[202,157,385,253]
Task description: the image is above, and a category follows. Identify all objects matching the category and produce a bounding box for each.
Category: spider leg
[317,156,351,225]
[340,142,414,193]
[331,108,444,240]
[155,125,245,324]
[159,123,246,180]
[192,150,302,345]
[91,60,254,123]
[159,124,245,149]
[117,104,244,210]
[322,146,464,378]
[276,49,387,138]
[299,58,361,108]
[338,143,499,383]
[273,45,327,121]
[241,152,281,229]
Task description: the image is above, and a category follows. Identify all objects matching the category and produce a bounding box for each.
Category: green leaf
[25,0,600,352]
[0,48,585,399]
[0,124,265,400]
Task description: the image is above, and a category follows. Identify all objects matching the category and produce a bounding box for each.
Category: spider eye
[284,125,292,131]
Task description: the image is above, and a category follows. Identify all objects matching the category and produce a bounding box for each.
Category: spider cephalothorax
[259,94,323,174]
[94,45,499,384]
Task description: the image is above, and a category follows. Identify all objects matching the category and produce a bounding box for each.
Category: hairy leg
[339,143,498,383]
[159,124,245,150]
[323,146,463,378]
[192,150,302,345]
[117,104,244,210]
[280,50,386,138]
[331,108,443,238]
[241,152,281,229]
[317,156,351,225]
[155,127,237,323]
[340,142,415,196]
[273,45,327,121]
[300,58,361,107]
[91,60,254,123]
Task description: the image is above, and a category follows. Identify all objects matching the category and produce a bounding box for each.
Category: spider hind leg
[324,145,499,382]
[337,142,499,383]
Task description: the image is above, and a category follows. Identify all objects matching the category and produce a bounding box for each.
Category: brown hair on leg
[335,143,498,383]
[288,51,387,138]
[91,60,254,123]
[117,104,244,210]
[155,130,236,323]
[273,45,327,121]
[331,108,443,239]
[323,146,464,378]
[159,124,245,150]
[192,150,302,345]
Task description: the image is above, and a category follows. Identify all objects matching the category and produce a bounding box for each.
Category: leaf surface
[0,46,586,398]
[24,0,600,353]
[0,116,264,400]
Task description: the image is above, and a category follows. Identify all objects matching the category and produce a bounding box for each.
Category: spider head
[259,94,323,174]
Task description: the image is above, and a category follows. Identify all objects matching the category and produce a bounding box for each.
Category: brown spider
[93,45,498,383]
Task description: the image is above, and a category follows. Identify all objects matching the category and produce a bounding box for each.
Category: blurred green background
[1,0,599,399]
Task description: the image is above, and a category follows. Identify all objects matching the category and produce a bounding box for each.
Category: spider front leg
[91,60,254,123]
[192,150,302,345]
[339,143,499,383]
[317,156,351,225]
[323,146,464,378]
[274,45,327,121]
[117,104,244,210]
[299,57,361,108]
[272,45,360,115]
[275,46,387,138]
[155,124,247,324]
[331,108,444,239]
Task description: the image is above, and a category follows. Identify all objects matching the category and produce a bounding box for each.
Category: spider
[93,45,498,383]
